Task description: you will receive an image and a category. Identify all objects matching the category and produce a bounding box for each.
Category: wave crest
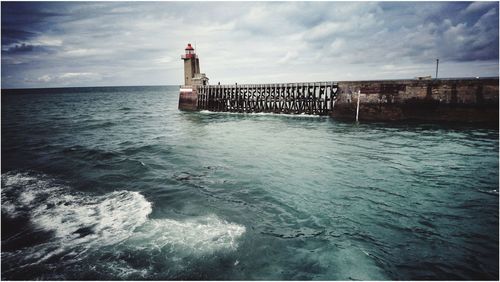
[1,171,245,278]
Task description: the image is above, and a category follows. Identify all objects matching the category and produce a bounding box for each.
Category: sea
[1,85,498,280]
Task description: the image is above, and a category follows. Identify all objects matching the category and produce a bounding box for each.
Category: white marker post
[356,90,361,122]
[331,83,336,112]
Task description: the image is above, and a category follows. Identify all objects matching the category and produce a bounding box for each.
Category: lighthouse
[179,43,209,111]
[181,43,208,86]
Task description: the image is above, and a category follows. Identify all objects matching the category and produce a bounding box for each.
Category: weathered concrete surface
[178,87,198,111]
[332,78,499,123]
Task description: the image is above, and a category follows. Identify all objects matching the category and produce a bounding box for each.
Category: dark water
[1,86,498,280]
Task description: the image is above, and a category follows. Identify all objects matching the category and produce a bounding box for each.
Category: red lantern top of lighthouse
[182,43,196,59]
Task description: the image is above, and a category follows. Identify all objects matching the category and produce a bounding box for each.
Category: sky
[1,1,499,88]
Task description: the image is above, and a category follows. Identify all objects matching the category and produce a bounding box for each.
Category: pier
[178,44,499,123]
[196,82,338,115]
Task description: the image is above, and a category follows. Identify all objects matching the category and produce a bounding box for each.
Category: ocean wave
[1,171,246,278]
[477,189,499,196]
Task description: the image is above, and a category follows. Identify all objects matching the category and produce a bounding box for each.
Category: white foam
[3,172,36,187]
[32,190,152,248]
[199,110,326,118]
[477,189,499,195]
[1,200,18,215]
[131,214,246,253]
[1,171,246,268]
[19,190,37,205]
[2,172,65,217]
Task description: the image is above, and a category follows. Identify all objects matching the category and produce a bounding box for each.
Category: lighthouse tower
[181,43,208,86]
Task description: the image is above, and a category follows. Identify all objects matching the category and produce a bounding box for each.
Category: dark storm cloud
[1,2,65,45]
[403,1,499,62]
[1,28,38,46]
[305,2,499,63]
[5,43,34,53]
[1,1,498,88]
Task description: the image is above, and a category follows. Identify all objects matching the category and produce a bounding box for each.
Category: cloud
[27,72,101,85]
[463,1,497,14]
[6,43,34,53]
[1,2,498,88]
[278,51,299,64]
[59,72,97,79]
[1,28,38,46]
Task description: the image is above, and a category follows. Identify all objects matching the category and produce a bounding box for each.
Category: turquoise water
[1,86,498,280]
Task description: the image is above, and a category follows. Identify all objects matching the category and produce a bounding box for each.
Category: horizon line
[2,76,499,91]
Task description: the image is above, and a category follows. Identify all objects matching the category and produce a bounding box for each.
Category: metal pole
[356,90,360,122]
[435,58,439,79]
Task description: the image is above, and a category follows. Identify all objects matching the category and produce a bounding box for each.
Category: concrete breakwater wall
[179,78,498,123]
[333,78,498,123]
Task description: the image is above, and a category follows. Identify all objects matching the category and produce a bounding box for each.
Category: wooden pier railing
[196,82,339,115]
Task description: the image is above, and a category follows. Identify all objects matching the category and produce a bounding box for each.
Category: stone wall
[332,78,498,123]
[178,87,198,111]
